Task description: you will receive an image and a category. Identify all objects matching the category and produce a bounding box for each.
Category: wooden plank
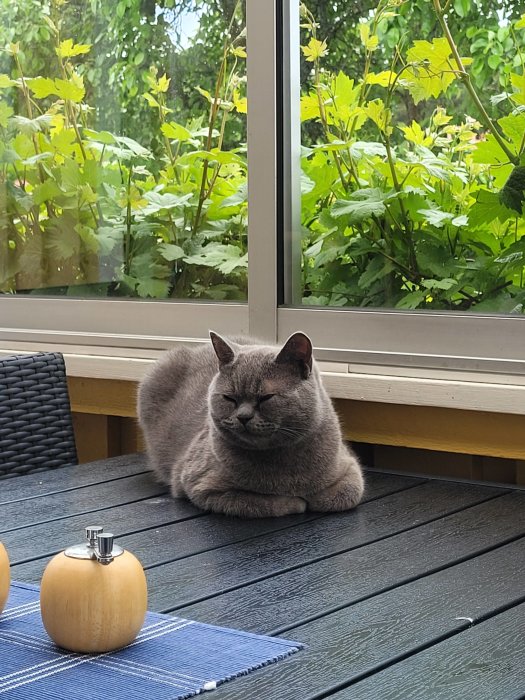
[210,538,525,700]
[0,453,149,506]
[119,417,145,454]
[176,491,525,631]
[10,472,419,584]
[334,400,525,460]
[4,495,201,568]
[516,460,525,486]
[137,480,503,612]
[72,413,121,462]
[333,602,525,699]
[67,377,137,416]
[0,472,166,534]
[65,375,525,462]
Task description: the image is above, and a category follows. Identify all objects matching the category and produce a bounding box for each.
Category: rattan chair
[0,352,78,479]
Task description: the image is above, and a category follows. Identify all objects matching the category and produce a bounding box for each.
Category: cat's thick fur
[137,331,364,518]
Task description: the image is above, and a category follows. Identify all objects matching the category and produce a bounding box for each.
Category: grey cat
[137,331,364,518]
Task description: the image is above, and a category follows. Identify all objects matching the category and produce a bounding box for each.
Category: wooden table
[2,453,525,699]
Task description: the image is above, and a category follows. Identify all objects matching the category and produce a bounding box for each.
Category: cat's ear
[275,332,312,379]
[210,331,235,367]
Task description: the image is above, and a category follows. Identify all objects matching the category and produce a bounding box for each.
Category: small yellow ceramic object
[40,527,147,653]
[0,542,10,615]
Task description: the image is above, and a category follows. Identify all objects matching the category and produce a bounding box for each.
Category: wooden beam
[68,377,137,417]
[334,399,525,460]
[72,413,121,463]
[67,377,525,461]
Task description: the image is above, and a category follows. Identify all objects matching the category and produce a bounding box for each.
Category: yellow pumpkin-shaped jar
[0,542,10,615]
[40,527,147,653]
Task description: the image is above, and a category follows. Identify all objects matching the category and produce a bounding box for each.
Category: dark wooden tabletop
[2,453,525,699]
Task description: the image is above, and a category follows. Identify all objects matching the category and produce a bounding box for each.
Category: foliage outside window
[0,0,247,300]
[0,0,524,315]
[300,0,525,313]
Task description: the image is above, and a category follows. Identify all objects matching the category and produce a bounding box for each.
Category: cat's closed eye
[259,394,275,403]
[222,394,238,404]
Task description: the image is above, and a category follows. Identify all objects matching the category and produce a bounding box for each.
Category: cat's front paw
[270,495,307,517]
[306,474,364,512]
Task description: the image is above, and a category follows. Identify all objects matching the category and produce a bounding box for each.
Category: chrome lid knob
[85,526,103,549]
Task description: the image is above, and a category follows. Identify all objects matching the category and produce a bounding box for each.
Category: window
[0,0,523,376]
[279,0,525,371]
[297,1,525,315]
[0,0,247,302]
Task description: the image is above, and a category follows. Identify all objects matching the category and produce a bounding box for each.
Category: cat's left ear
[210,331,235,367]
[275,332,312,379]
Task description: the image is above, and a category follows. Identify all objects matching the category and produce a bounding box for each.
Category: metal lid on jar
[65,526,124,564]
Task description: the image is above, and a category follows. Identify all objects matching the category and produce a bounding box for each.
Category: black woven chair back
[0,352,78,479]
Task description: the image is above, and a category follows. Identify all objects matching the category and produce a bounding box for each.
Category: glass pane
[299,1,525,314]
[0,0,247,301]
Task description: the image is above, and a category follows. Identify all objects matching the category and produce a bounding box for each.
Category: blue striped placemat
[0,582,304,698]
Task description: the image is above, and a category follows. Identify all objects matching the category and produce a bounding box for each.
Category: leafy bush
[0,0,524,312]
[0,8,247,299]
[300,1,525,312]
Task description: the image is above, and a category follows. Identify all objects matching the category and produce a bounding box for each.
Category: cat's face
[208,333,321,450]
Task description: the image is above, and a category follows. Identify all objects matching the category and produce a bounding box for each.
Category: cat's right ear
[210,331,235,367]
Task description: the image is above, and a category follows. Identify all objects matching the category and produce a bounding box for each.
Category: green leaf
[0,74,15,88]
[515,13,525,30]
[188,149,244,166]
[114,135,152,158]
[358,255,394,290]
[137,278,171,298]
[468,190,514,227]
[349,141,387,159]
[142,191,192,215]
[158,243,185,261]
[45,224,81,260]
[365,99,392,135]
[60,158,84,190]
[453,0,471,17]
[161,122,192,142]
[183,244,248,275]
[395,290,426,309]
[75,224,99,253]
[421,278,457,290]
[499,165,525,214]
[494,240,525,266]
[83,129,117,145]
[451,215,468,227]
[331,189,387,223]
[0,102,13,128]
[96,226,124,255]
[54,77,85,102]
[32,179,62,205]
[404,38,470,103]
[417,208,454,228]
[10,114,53,134]
[56,39,91,58]
[498,113,525,149]
[218,183,247,208]
[472,134,513,165]
[143,92,160,108]
[417,239,456,277]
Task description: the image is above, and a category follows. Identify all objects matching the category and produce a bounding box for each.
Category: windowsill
[1,341,524,415]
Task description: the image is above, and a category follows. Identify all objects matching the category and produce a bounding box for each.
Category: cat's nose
[237,405,254,425]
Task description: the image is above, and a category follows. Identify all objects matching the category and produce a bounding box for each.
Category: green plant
[300,1,525,312]
[0,3,247,299]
